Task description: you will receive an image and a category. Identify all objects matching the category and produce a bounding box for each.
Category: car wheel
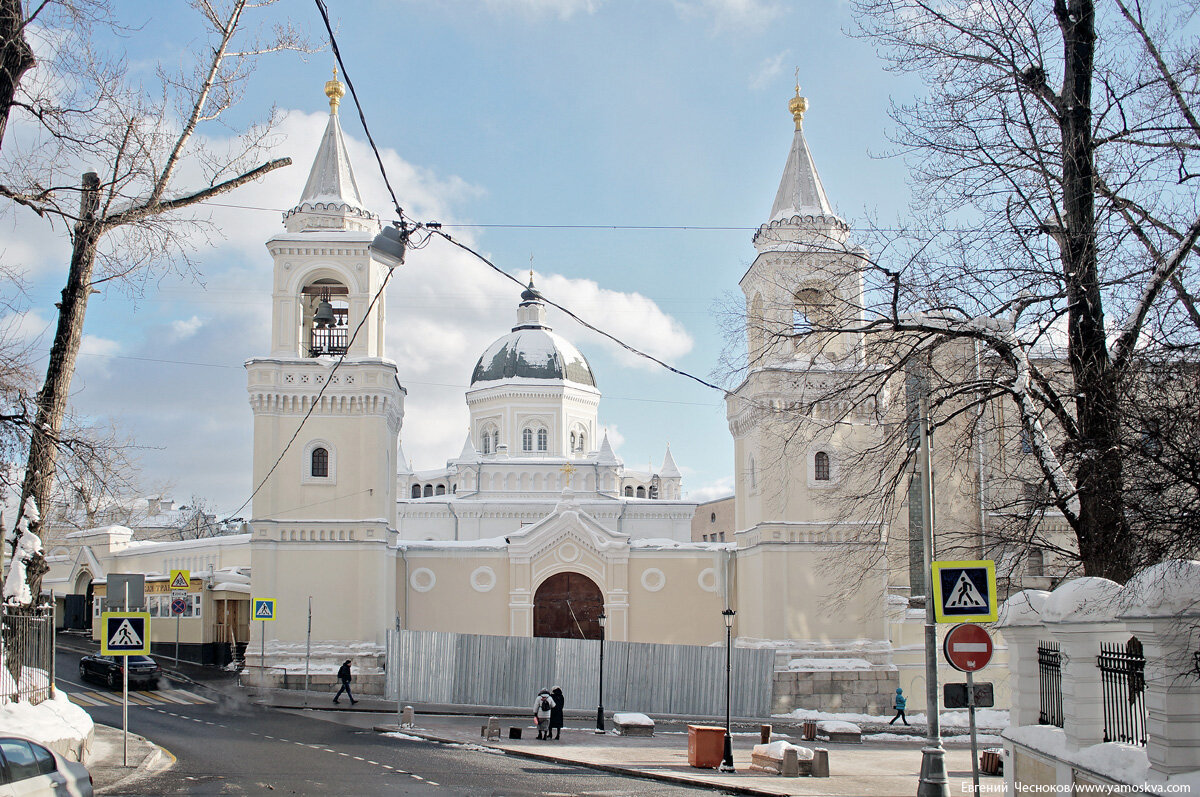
[106,671,117,689]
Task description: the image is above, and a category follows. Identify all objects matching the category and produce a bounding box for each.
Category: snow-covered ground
[774,706,1010,729]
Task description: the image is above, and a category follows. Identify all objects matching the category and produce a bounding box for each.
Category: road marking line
[169,688,213,704]
[67,693,107,707]
[353,756,364,761]
[367,761,378,765]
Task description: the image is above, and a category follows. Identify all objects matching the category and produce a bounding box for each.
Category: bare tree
[727,0,1200,585]
[1,0,305,607]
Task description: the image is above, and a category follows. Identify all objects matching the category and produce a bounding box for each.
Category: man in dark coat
[334,659,357,705]
[549,686,565,740]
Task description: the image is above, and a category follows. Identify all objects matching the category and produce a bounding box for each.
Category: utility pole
[917,390,949,797]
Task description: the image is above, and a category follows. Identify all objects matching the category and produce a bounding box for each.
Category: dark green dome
[471,329,596,387]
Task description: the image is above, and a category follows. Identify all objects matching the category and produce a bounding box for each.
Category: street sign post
[252,598,276,680]
[931,560,998,623]
[169,570,190,666]
[944,682,994,709]
[107,573,145,611]
[101,608,149,766]
[942,622,993,795]
[943,623,994,672]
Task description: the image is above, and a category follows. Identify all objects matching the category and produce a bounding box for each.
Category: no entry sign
[943,623,993,672]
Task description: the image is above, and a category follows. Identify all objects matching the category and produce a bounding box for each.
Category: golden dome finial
[325,66,345,114]
[789,68,808,130]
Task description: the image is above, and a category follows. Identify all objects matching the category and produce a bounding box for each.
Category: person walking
[889,686,908,725]
[534,688,554,740]
[549,686,565,740]
[333,659,357,705]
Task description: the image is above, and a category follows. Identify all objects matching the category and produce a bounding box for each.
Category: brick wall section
[771,668,900,715]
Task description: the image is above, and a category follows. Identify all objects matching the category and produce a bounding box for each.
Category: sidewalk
[254,689,1003,797]
[87,723,174,796]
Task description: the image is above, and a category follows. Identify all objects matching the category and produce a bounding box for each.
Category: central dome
[471,328,596,387]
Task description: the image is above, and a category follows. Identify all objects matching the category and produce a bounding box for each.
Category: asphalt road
[55,649,720,796]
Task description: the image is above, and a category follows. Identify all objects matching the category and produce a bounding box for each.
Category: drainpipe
[448,500,459,541]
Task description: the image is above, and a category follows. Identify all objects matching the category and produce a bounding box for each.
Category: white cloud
[685,475,734,503]
[534,272,694,369]
[480,0,602,19]
[79,335,119,357]
[169,316,204,341]
[599,424,625,452]
[672,0,784,32]
[750,51,789,91]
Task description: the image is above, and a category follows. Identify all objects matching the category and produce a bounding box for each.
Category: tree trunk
[1057,0,1132,582]
[0,0,35,152]
[17,172,102,602]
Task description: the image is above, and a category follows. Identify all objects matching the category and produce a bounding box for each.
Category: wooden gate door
[533,572,603,639]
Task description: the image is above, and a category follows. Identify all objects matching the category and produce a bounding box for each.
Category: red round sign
[171,597,187,615]
[943,623,993,672]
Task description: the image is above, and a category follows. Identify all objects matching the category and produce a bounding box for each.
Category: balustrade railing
[1098,637,1147,745]
[1037,640,1063,727]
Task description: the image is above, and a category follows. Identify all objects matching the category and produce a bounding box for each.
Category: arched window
[636,486,646,498]
[492,430,499,452]
[522,428,533,452]
[1027,549,1045,577]
[311,447,329,478]
[814,451,831,481]
[570,432,576,451]
[624,486,633,497]
[748,455,757,490]
[481,431,492,455]
[435,484,446,495]
[537,428,548,451]
[576,432,585,452]
[411,484,420,498]
[648,484,658,499]
[423,484,433,497]
[710,512,716,523]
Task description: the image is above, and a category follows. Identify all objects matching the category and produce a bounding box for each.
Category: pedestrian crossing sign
[253,598,276,621]
[931,560,998,623]
[169,570,191,590]
[101,612,150,655]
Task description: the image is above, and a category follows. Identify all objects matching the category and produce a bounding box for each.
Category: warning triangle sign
[109,618,143,648]
[255,601,274,618]
[945,572,989,609]
[169,571,189,590]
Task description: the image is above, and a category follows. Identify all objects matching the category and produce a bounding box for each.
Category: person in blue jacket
[890,687,908,725]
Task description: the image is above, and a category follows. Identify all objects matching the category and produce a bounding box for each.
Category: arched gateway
[533,572,603,639]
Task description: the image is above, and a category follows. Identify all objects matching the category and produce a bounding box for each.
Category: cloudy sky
[4,0,917,518]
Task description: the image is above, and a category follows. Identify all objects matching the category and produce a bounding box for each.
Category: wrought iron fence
[1098,636,1147,745]
[1037,640,1063,727]
[0,605,55,705]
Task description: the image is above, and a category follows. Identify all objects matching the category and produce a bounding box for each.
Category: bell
[313,298,336,328]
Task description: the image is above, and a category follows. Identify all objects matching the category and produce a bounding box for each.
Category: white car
[0,736,93,797]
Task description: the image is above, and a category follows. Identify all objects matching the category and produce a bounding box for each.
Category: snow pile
[0,665,50,705]
[3,497,44,605]
[774,707,1010,730]
[753,740,814,760]
[817,720,861,734]
[787,657,872,671]
[1042,577,1123,623]
[0,691,94,761]
[1120,560,1200,617]
[612,712,653,727]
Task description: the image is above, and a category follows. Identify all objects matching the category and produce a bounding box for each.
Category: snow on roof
[397,536,509,550]
[629,538,727,551]
[1119,559,1200,618]
[997,589,1052,627]
[1042,577,1124,623]
[64,525,132,538]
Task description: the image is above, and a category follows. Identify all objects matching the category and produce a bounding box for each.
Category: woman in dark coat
[549,686,565,740]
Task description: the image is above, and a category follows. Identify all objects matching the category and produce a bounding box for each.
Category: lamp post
[720,608,736,772]
[595,612,606,733]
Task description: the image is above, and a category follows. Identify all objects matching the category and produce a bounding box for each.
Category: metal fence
[386,629,775,717]
[1098,636,1147,746]
[0,605,55,705]
[1037,640,1063,727]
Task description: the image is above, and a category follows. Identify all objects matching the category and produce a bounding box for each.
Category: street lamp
[720,608,736,772]
[595,612,607,734]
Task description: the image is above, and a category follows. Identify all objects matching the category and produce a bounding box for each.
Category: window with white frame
[522,427,533,452]
[814,451,831,481]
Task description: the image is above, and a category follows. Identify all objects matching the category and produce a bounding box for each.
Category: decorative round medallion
[556,542,580,563]
[283,261,291,270]
[410,567,436,593]
[470,566,496,593]
[698,568,718,593]
[640,568,666,593]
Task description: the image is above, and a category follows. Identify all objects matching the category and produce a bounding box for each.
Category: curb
[93,731,175,796]
[372,724,788,797]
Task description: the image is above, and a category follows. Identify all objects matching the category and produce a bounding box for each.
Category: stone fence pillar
[1042,577,1127,750]
[996,589,1050,728]
[1119,560,1200,782]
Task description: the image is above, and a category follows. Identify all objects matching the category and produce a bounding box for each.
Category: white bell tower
[246,71,405,659]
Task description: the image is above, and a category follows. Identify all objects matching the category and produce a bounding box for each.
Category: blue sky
[9,0,918,517]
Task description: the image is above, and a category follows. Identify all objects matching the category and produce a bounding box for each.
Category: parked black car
[78,654,161,689]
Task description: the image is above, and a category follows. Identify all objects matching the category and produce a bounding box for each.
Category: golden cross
[529,253,534,284]
[794,67,801,96]
[560,462,577,476]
